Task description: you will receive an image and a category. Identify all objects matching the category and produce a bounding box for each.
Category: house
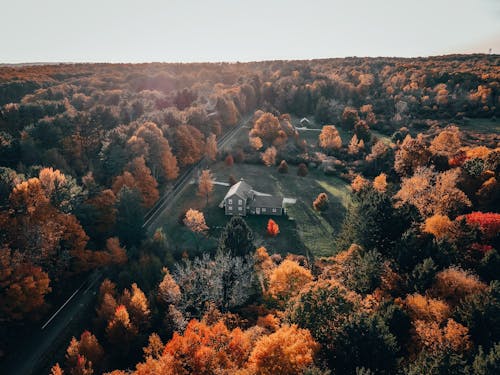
[221,180,284,216]
[299,117,311,128]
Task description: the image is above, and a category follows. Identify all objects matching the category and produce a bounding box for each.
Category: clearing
[152,162,351,258]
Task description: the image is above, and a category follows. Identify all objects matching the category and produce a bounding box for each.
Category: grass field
[153,162,351,258]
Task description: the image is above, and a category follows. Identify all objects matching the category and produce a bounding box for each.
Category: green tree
[218,216,255,257]
[332,313,399,374]
[116,186,145,249]
[471,343,500,375]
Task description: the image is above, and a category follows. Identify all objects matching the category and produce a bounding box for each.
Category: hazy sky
[2,0,500,63]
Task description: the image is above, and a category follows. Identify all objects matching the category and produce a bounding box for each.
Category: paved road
[0,271,102,375]
[142,114,251,231]
[0,114,251,375]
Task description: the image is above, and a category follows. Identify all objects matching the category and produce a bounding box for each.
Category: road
[142,114,251,231]
[0,114,251,375]
[0,271,102,375]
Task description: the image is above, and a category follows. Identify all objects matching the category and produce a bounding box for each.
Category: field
[152,162,351,258]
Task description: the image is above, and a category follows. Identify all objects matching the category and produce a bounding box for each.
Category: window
[238,206,242,211]
[228,199,233,204]
[262,208,267,212]
[238,199,243,205]
[228,206,233,210]
[272,208,277,213]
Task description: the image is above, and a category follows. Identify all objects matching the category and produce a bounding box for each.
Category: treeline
[0,55,498,372]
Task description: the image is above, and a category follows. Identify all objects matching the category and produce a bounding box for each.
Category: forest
[0,54,499,374]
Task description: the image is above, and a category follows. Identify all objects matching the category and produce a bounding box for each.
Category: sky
[1,0,500,63]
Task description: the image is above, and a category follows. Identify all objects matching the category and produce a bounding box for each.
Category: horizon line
[1,52,498,66]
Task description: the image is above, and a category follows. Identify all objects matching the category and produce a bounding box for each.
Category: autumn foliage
[266,219,280,236]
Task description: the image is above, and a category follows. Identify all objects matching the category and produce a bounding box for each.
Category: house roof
[249,195,283,208]
[224,180,253,200]
[300,117,310,123]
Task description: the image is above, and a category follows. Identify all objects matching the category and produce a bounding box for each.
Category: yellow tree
[247,324,319,375]
[250,136,264,150]
[268,259,313,305]
[373,173,388,192]
[198,169,214,205]
[319,125,342,151]
[429,125,461,158]
[183,209,209,235]
[261,146,277,167]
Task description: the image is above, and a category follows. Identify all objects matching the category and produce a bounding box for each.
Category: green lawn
[153,162,351,258]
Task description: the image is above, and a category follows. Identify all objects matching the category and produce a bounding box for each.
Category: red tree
[267,219,280,237]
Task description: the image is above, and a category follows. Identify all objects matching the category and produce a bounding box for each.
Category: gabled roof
[249,195,283,208]
[224,180,253,201]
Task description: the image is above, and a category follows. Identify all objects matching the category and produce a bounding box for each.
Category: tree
[126,156,159,208]
[261,146,277,167]
[115,186,145,249]
[143,333,164,360]
[297,163,308,177]
[319,125,342,152]
[330,313,399,374]
[197,169,214,205]
[267,219,280,236]
[126,283,151,330]
[404,293,451,323]
[354,120,371,143]
[348,134,363,155]
[313,193,328,211]
[158,267,181,306]
[336,188,407,256]
[455,281,500,349]
[183,209,208,235]
[250,136,264,150]
[160,319,250,373]
[104,237,127,265]
[413,318,471,354]
[50,363,64,375]
[105,305,138,357]
[373,173,387,193]
[218,216,255,257]
[205,133,218,161]
[341,107,360,130]
[286,280,355,358]
[277,160,288,173]
[0,248,51,321]
[268,259,312,303]
[339,248,384,295]
[394,167,471,218]
[394,134,431,176]
[251,112,287,146]
[173,250,255,316]
[225,154,234,167]
[112,156,159,208]
[248,325,319,375]
[423,214,453,240]
[472,343,500,375]
[161,145,179,181]
[65,331,104,374]
[173,124,205,167]
[429,126,461,158]
[432,267,487,305]
[460,212,500,239]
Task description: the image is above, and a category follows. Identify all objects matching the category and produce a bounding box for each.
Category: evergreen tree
[218,216,255,257]
[116,186,145,249]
